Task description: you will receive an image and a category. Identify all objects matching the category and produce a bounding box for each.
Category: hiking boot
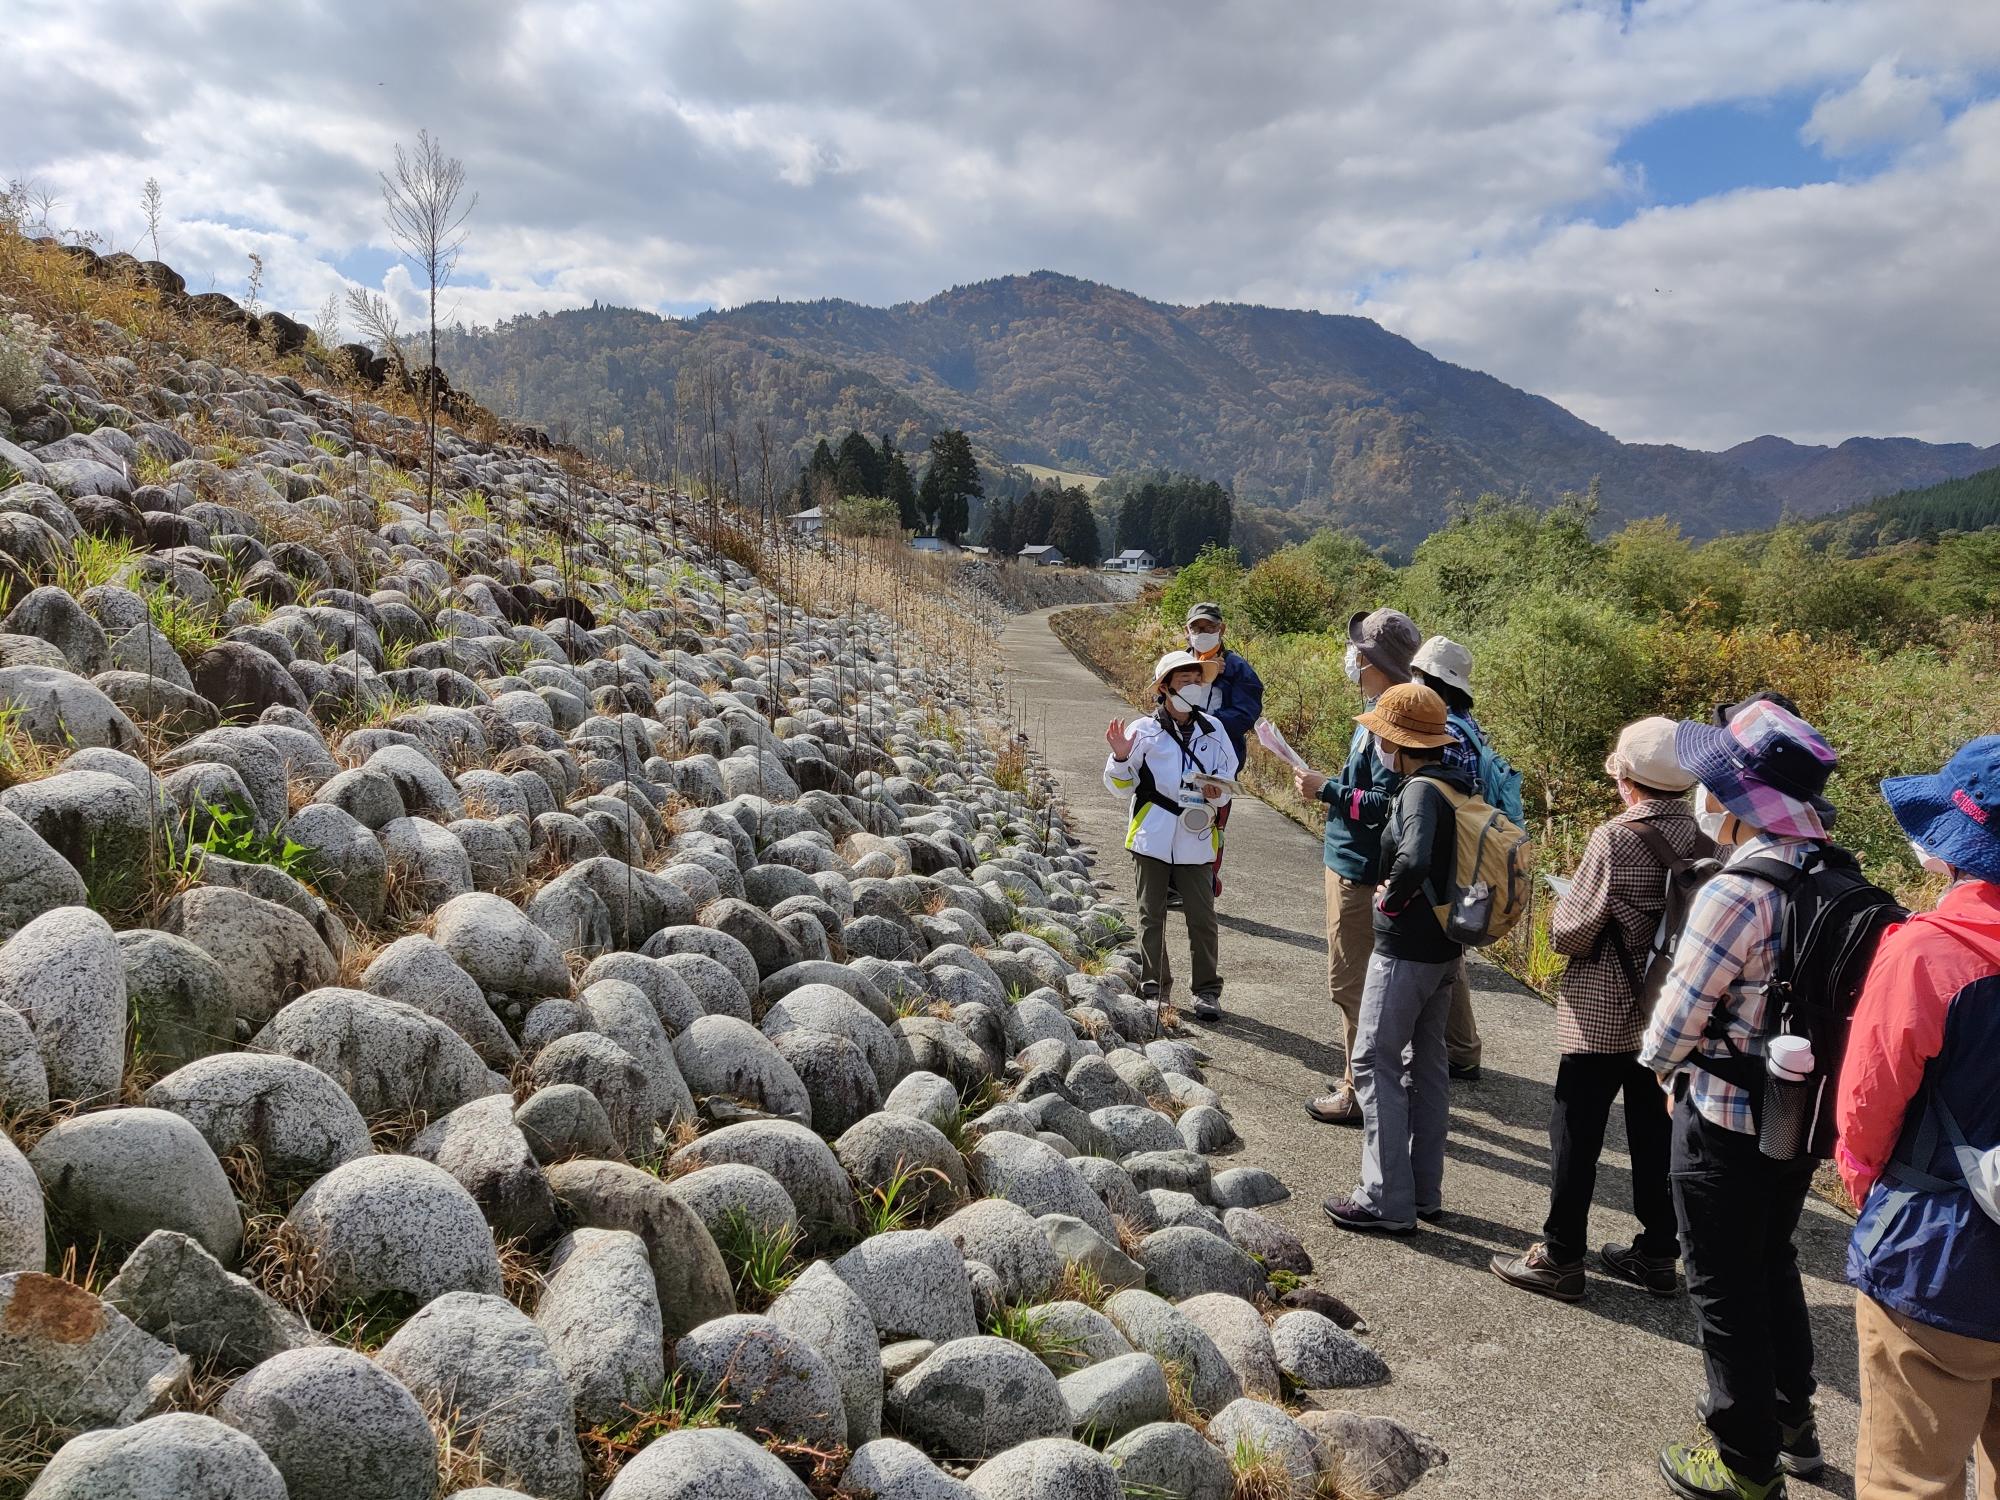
[1659,1437,1785,1500]
[1191,994,1222,1022]
[1306,1086,1362,1126]
[1449,1062,1482,1082]
[1489,1242,1585,1302]
[1777,1414,1823,1479]
[1322,1194,1416,1235]
[1601,1241,1680,1296]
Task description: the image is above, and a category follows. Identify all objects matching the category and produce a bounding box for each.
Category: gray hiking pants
[1133,854,1222,1005]
[1353,950,1455,1223]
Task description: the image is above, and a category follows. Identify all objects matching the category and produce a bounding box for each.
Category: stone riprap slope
[0,288,1441,1498]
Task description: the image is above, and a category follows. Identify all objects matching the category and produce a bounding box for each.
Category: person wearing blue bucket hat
[1836,735,2000,1497]
[1640,698,1840,1500]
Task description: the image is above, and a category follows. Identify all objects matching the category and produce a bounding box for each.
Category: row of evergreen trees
[794,428,984,543]
[1107,473,1235,565]
[982,484,1103,565]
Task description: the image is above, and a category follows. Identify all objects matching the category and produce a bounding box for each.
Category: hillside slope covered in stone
[0,238,1437,1499]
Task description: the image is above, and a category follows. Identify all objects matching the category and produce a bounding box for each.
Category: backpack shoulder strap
[1619,818,1682,869]
[1727,853,1812,892]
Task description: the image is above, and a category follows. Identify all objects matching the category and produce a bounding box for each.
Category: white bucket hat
[1412,636,1475,697]
[1150,649,1222,693]
[1605,716,1698,793]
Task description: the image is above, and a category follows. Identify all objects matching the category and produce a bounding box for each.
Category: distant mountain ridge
[437,271,1991,553]
[1720,434,2000,517]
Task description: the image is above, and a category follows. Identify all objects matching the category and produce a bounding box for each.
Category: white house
[789,506,825,537]
[909,535,958,554]
[1019,543,1067,567]
[1105,548,1155,573]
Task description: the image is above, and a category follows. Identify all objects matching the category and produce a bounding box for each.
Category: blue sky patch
[1604,91,1829,218]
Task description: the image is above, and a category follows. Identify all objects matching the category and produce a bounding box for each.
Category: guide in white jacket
[1104,649,1241,1021]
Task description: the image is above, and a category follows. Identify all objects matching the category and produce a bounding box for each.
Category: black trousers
[1670,1095,1817,1481]
[1542,1050,1677,1264]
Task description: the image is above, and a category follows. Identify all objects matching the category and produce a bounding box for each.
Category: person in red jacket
[1837,734,2000,1499]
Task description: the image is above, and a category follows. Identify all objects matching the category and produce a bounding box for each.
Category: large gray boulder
[666,1161,798,1242]
[253,987,508,1122]
[1039,1213,1145,1292]
[0,1000,50,1116]
[581,951,704,1035]
[833,1111,967,1218]
[145,1052,370,1179]
[1020,1299,1131,1373]
[0,663,142,751]
[29,1107,241,1263]
[409,1093,558,1245]
[600,1426,813,1500]
[1100,1289,1240,1417]
[1220,1207,1312,1276]
[0,1271,187,1430]
[542,1159,736,1341]
[515,1083,620,1166]
[161,885,337,1028]
[761,983,907,1093]
[1177,1293,1282,1401]
[579,977,698,1123]
[0,904,126,1104]
[359,933,519,1068]
[535,1228,665,1427]
[883,1069,961,1131]
[1136,1226,1264,1302]
[1089,1104,1183,1159]
[216,1346,436,1500]
[839,1439,978,1500]
[768,1026,881,1138]
[668,1118,857,1240]
[1204,1400,1320,1499]
[286,1154,503,1304]
[671,1014,812,1124]
[1269,1309,1388,1390]
[377,1292,585,1500]
[28,1413,287,1500]
[116,929,234,1076]
[767,1259,883,1447]
[1,1131,43,1274]
[0,806,86,941]
[969,1131,1119,1242]
[1104,1422,1234,1500]
[1292,1410,1447,1498]
[962,1438,1121,1500]
[887,1335,1071,1461]
[674,1312,847,1448]
[283,801,388,926]
[432,890,573,999]
[832,1228,978,1345]
[102,1229,315,1371]
[1057,1350,1171,1441]
[935,1198,1063,1306]
[529,1031,670,1157]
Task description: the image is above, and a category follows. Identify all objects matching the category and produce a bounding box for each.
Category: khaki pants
[1446,961,1481,1071]
[1326,870,1376,1085]
[1857,1293,2000,1499]
[1135,855,1221,1004]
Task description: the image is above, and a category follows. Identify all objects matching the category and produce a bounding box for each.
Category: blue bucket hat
[1882,735,2000,886]
[1674,699,1837,840]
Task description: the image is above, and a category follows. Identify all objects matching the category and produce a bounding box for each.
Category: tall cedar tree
[919,428,981,543]
[1050,487,1103,565]
[797,437,836,508]
[882,436,920,529]
[836,430,885,497]
[983,497,1018,554]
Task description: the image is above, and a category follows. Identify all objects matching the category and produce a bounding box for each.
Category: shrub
[1238,551,1336,636]
[1157,543,1244,630]
[0,322,45,414]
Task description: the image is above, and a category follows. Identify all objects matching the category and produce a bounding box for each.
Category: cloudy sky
[12,0,1999,450]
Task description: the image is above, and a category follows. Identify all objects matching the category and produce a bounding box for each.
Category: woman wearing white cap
[1105,650,1240,1021]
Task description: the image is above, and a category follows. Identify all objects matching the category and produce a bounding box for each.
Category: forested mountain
[1719,434,2000,517]
[436,272,1988,554]
[1794,463,2000,552]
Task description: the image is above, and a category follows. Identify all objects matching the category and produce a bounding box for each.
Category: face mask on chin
[1909,838,1953,878]
[1188,630,1221,654]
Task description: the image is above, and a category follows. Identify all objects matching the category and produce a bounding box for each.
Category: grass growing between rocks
[710,1210,801,1309]
[580,1373,735,1488]
[986,1303,1088,1371]
[1227,1436,1299,1500]
[854,1162,951,1236]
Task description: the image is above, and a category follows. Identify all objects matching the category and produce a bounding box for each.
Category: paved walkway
[1001,607,1864,1500]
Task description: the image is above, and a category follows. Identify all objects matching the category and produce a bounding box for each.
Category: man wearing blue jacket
[1185,602,1263,900]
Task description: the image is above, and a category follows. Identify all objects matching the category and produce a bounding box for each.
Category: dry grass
[426,1395,498,1494]
[240,1215,333,1322]
[1161,1356,1207,1430]
[1228,1436,1298,1500]
[0,1423,65,1500]
[497,1235,546,1317]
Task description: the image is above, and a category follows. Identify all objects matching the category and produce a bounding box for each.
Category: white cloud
[8,0,2000,447]
[1803,57,1949,155]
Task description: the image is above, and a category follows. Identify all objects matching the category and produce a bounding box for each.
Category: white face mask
[1188,629,1221,654]
[1171,682,1213,714]
[1910,839,1953,877]
[1372,734,1400,773]
[1695,797,1732,847]
[1343,644,1364,685]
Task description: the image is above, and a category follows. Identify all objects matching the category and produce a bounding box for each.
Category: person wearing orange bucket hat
[1320,681,1472,1236]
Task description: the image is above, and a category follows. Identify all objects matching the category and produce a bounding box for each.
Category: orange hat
[1355,682,1455,749]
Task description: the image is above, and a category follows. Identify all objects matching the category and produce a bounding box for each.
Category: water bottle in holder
[1758,1034,1817,1161]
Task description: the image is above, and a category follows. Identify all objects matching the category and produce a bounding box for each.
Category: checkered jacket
[1549,801,1704,1054]
[1639,834,1818,1134]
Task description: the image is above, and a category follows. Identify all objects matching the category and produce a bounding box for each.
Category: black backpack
[1698,844,1906,1158]
[1602,818,1721,1011]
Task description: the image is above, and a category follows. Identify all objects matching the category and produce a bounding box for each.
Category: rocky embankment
[0,264,1441,1498]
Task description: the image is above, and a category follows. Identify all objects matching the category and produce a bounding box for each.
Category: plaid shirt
[1549,801,1703,1054]
[1639,834,1816,1134]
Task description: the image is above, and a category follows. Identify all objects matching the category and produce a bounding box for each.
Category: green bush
[1157,543,1244,630]
[1239,552,1336,635]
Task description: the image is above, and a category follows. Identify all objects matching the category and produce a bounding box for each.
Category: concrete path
[1001,606,1864,1500]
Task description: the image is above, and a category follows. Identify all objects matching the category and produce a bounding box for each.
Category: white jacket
[1103,711,1240,863]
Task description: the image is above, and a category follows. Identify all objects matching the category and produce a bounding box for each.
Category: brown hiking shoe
[1306,1086,1361,1125]
[1489,1242,1585,1302]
